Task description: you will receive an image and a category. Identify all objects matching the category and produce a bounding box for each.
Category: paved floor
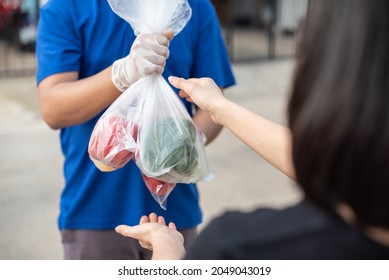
[0,59,302,259]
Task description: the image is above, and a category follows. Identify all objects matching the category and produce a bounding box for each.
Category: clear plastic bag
[88,0,212,209]
[107,0,192,36]
[88,87,141,172]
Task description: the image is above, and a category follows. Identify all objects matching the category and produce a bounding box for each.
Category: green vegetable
[142,117,199,178]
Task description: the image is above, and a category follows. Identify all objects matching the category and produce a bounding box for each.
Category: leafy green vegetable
[142,117,199,178]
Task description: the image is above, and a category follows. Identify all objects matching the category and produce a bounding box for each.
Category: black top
[185,201,389,259]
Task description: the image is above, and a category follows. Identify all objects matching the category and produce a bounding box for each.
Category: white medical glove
[112,34,171,92]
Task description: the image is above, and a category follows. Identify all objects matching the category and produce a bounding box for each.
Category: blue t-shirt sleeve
[36,0,82,84]
[191,0,235,88]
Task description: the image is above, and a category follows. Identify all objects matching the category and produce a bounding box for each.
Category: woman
[116,0,389,259]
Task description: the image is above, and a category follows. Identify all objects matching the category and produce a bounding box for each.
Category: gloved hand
[112,33,171,92]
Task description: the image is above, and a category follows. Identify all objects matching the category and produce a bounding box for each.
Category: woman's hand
[168,76,227,125]
[115,213,185,260]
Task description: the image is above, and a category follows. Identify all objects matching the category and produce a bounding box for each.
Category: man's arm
[38,33,172,130]
[38,67,120,129]
[192,108,223,145]
[191,88,225,145]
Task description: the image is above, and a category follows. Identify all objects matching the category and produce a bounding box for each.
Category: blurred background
[0,0,307,259]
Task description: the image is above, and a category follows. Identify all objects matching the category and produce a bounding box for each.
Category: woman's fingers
[158,215,166,225]
[168,76,199,95]
[139,215,149,224]
[115,225,135,237]
[149,213,158,223]
[168,222,177,230]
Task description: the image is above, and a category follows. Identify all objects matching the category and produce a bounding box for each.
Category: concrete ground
[0,59,302,259]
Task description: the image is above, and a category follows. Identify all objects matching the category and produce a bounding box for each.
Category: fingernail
[168,76,177,83]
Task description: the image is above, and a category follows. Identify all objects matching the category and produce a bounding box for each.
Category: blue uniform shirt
[36,0,235,230]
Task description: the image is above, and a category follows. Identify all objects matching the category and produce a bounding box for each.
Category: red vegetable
[88,115,138,171]
[142,173,175,196]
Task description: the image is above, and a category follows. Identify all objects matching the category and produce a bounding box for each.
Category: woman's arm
[169,77,296,180]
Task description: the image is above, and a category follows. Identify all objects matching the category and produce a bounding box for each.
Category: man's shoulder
[188,0,215,13]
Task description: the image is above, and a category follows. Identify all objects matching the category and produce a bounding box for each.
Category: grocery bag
[88,0,212,209]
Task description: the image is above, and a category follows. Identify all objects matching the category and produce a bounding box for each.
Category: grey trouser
[61,227,197,260]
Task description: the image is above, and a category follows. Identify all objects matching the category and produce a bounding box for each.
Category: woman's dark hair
[288,0,389,227]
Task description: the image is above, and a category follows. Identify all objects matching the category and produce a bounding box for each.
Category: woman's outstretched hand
[168,76,227,125]
[115,213,185,260]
